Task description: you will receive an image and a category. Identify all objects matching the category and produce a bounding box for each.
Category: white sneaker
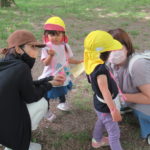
[4,148,12,150]
[45,111,56,122]
[57,103,70,111]
[29,142,41,150]
[92,137,109,148]
[147,134,150,144]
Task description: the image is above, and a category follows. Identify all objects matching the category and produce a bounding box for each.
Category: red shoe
[92,137,109,148]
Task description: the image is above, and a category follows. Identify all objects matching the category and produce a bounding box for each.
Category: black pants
[44,94,66,110]
[59,95,66,103]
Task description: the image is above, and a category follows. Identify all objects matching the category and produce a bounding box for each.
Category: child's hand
[111,108,122,122]
[47,49,55,56]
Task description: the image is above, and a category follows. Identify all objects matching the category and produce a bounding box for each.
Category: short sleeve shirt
[109,57,150,115]
[39,42,73,86]
[89,64,118,113]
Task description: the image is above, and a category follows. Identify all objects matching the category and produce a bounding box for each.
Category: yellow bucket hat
[44,16,66,31]
[84,30,122,75]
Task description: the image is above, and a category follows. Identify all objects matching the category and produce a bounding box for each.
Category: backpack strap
[128,51,150,76]
[108,70,127,102]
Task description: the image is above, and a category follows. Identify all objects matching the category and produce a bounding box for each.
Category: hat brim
[105,39,123,52]
[28,41,46,48]
[44,24,65,31]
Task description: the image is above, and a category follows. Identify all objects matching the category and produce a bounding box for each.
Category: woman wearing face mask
[108,28,150,143]
[0,30,65,150]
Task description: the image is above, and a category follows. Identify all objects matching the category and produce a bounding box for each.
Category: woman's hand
[111,108,122,122]
[47,49,55,56]
[49,74,65,86]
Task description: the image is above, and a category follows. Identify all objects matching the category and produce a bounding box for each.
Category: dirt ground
[33,16,150,150]
[1,16,150,150]
[30,17,150,150]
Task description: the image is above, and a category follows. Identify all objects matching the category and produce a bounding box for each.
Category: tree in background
[0,0,16,7]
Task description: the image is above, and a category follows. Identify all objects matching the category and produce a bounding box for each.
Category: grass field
[0,0,150,150]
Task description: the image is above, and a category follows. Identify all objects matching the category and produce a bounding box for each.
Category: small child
[84,30,123,150]
[39,16,82,121]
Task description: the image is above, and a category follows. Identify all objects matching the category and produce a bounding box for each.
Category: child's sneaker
[92,137,109,148]
[45,111,56,122]
[57,102,70,111]
[147,134,150,145]
[4,148,12,150]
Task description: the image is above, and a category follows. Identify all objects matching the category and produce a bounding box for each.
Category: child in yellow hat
[84,30,123,150]
[39,16,82,121]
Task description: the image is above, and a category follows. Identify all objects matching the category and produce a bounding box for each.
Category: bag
[88,70,124,111]
[96,94,121,111]
[128,50,150,76]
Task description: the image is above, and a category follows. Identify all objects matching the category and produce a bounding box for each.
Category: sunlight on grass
[1,0,150,48]
[129,30,140,37]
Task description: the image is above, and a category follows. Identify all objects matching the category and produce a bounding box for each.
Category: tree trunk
[0,0,16,7]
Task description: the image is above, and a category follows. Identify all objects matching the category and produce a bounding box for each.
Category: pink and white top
[38,42,73,86]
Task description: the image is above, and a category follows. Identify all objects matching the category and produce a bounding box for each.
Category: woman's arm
[20,65,65,104]
[124,84,150,104]
[20,66,52,103]
[97,75,122,122]
[33,76,54,85]
[125,59,150,104]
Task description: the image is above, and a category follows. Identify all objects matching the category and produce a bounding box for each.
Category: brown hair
[0,45,24,56]
[0,48,16,55]
[108,28,135,56]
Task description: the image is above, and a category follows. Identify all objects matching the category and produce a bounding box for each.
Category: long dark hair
[100,51,111,62]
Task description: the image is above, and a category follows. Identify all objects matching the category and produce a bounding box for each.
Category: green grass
[134,44,140,50]
[1,0,150,47]
[129,30,140,37]
[60,131,90,142]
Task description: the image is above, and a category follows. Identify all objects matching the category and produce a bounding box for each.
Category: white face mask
[108,48,127,65]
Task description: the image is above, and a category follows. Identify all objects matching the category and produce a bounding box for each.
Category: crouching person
[0,30,65,150]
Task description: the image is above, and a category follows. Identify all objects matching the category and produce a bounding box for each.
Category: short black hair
[44,30,65,36]
[100,51,110,62]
